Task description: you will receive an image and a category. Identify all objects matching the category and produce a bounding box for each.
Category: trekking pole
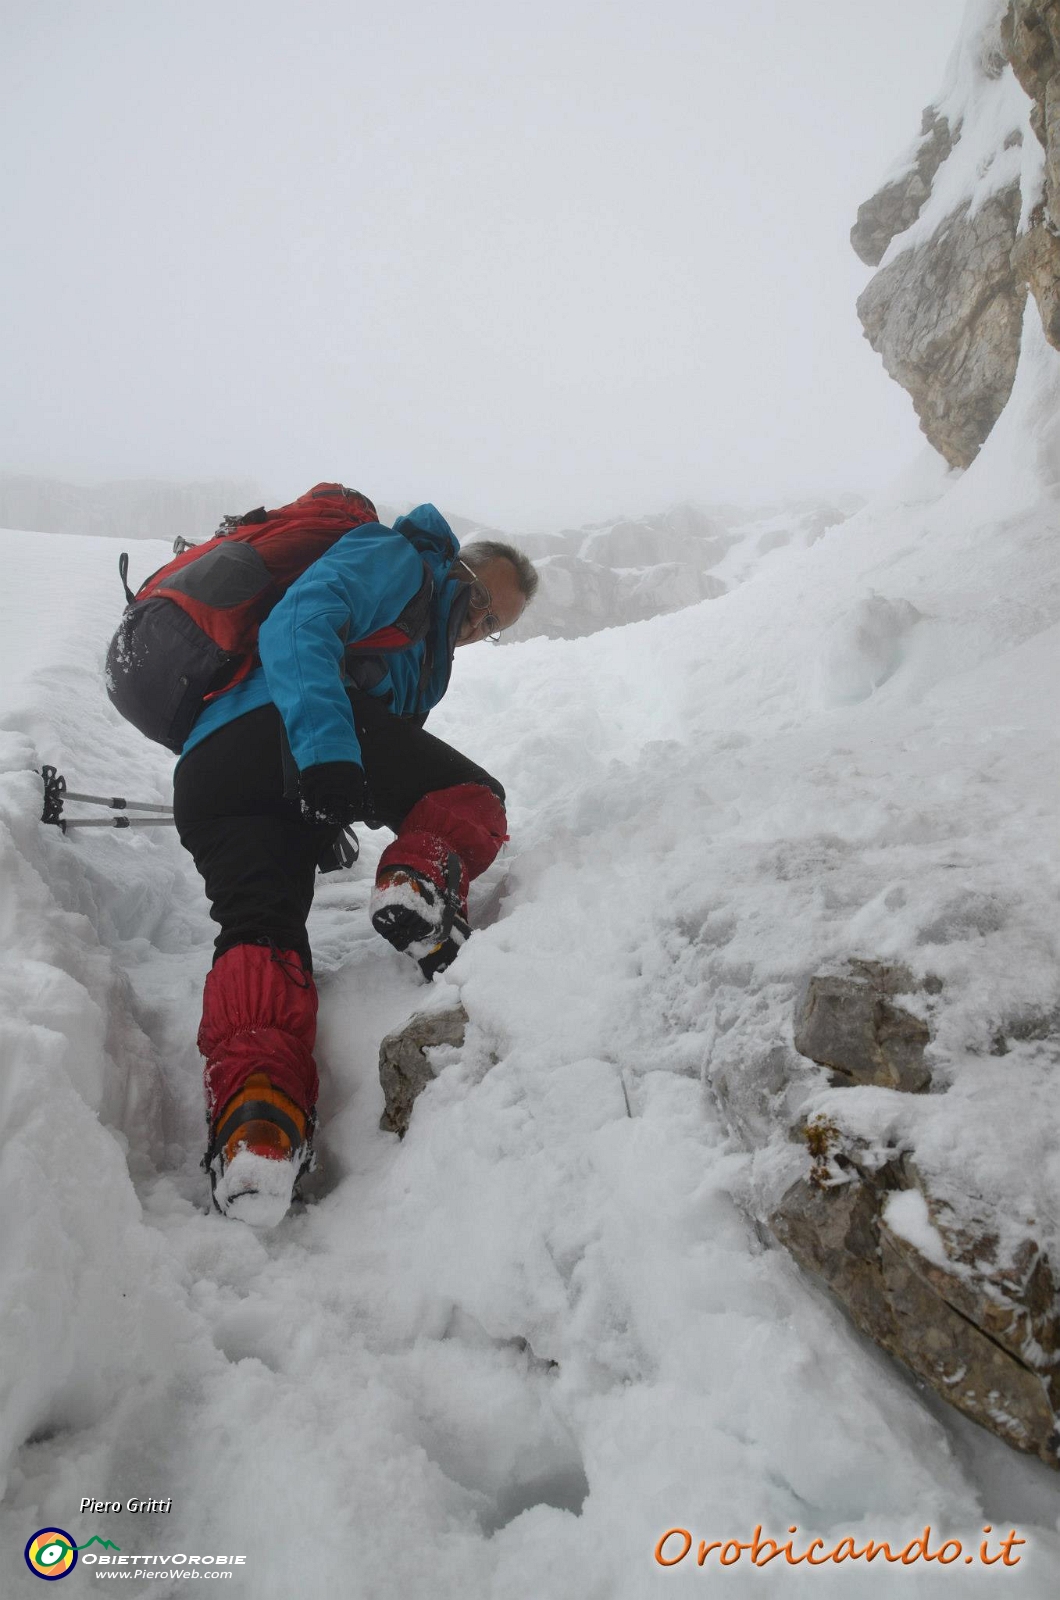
[54,815,176,830]
[40,765,176,833]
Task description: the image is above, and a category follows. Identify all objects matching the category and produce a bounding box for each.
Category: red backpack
[105,483,428,753]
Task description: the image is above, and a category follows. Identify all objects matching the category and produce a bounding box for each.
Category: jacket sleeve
[257,526,424,771]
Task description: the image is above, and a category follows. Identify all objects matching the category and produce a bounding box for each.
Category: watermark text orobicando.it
[654,1525,1026,1569]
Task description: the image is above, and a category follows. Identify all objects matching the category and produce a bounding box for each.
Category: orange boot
[206,1072,314,1227]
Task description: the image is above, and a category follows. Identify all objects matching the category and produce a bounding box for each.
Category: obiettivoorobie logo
[25,1529,120,1580]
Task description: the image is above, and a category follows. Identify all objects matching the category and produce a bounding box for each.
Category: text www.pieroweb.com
[92,1573,232,1582]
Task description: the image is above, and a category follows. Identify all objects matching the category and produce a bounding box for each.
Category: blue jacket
[181,505,466,770]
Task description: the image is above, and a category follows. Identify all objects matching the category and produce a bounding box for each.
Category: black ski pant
[173,694,504,969]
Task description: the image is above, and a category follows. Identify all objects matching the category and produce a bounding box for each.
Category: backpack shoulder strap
[118,552,135,605]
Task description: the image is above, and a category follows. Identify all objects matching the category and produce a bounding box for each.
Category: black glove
[298,762,368,827]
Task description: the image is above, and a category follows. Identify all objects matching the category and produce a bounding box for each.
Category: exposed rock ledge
[772,1157,1058,1468]
[773,962,1058,1470]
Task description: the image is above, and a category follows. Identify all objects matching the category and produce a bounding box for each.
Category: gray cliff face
[1005,0,1060,344]
[852,1,1060,469]
[1003,0,1060,160]
[856,185,1026,468]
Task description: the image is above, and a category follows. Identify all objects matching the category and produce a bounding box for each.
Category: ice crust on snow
[2,346,1060,1590]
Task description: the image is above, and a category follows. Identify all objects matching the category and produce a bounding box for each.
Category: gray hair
[458,539,539,603]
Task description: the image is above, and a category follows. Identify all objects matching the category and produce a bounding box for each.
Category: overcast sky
[2,0,969,531]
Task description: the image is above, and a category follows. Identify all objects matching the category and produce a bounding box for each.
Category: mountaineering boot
[205,1073,314,1227]
[197,942,320,1225]
[370,783,508,978]
[370,860,470,979]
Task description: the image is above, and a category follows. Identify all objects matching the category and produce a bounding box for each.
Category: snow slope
[1,317,1060,1595]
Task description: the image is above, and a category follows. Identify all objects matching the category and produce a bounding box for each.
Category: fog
[2,0,967,531]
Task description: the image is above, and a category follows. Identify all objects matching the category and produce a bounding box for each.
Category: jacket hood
[392,504,459,571]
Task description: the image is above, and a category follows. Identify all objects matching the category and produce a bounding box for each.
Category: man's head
[453,540,539,646]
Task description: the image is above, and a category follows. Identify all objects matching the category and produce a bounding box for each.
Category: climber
[170,502,537,1226]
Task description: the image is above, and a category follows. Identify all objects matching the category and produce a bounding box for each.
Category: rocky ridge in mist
[0,474,265,546]
[5,477,859,646]
[496,499,860,643]
[382,498,863,644]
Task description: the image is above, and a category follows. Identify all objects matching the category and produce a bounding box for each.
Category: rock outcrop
[378,1002,468,1137]
[856,185,1026,468]
[794,960,935,1094]
[771,1155,1060,1468]
[851,109,958,269]
[1003,2,1060,176]
[851,0,1060,467]
[769,962,1059,1468]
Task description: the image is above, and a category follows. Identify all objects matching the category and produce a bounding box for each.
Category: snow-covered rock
[853,0,1035,467]
[773,1152,1060,1466]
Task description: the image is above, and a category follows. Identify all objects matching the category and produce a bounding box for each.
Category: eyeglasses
[457,559,502,643]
